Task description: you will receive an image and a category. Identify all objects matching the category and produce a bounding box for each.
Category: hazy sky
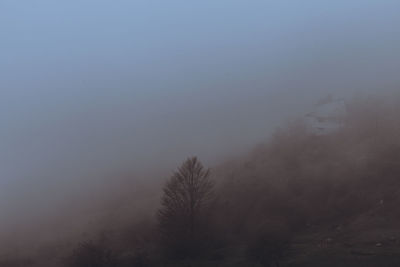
[1,1,400,231]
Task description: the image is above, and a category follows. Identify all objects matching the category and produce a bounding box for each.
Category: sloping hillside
[211,95,400,266]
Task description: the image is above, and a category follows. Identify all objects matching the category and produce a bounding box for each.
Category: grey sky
[1,0,400,235]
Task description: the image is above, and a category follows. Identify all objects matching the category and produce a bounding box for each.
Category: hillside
[210,95,400,266]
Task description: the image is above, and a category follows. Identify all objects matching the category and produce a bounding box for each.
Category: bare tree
[157,157,214,258]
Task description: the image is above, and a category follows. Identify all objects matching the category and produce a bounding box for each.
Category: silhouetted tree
[157,157,214,258]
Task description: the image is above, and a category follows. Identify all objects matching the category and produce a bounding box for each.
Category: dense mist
[1,1,400,266]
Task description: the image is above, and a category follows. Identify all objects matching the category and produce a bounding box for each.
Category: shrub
[68,240,118,267]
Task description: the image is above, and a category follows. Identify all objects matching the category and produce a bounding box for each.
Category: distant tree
[157,157,214,258]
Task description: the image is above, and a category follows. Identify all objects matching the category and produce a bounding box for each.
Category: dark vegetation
[3,95,400,266]
[157,157,215,259]
[68,240,118,267]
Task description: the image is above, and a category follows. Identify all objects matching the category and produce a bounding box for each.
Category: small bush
[245,233,289,267]
[68,240,118,267]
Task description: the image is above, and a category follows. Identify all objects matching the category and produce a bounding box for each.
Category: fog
[1,1,400,264]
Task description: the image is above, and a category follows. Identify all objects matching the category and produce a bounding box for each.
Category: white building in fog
[305,96,347,135]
